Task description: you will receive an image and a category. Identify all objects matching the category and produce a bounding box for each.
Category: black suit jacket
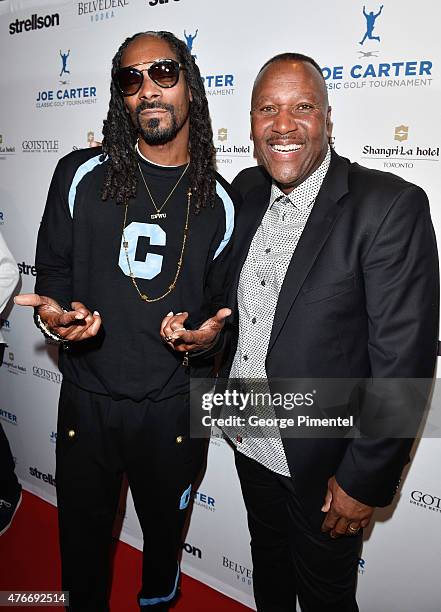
[222,149,439,511]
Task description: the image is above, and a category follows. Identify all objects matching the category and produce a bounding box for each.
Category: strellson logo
[358,557,367,575]
[77,0,129,23]
[323,3,433,92]
[29,467,56,486]
[361,124,439,171]
[50,431,57,444]
[35,50,98,109]
[149,0,180,5]
[410,490,441,514]
[9,13,60,36]
[22,140,59,153]
[193,490,216,512]
[0,211,4,225]
[182,542,202,559]
[18,262,37,276]
[222,556,252,586]
[32,366,62,384]
[0,408,18,426]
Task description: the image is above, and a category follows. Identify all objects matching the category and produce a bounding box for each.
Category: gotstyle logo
[323,4,433,92]
[360,125,440,171]
[193,490,216,512]
[222,556,252,586]
[22,140,59,153]
[410,490,441,514]
[29,467,56,486]
[9,13,60,36]
[358,557,367,575]
[0,211,4,225]
[77,0,129,23]
[35,50,98,109]
[0,408,18,426]
[32,366,62,385]
[50,431,57,444]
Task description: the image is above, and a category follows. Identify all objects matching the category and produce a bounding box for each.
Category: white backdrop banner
[0,1,440,610]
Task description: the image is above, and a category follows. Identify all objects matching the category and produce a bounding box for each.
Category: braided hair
[101,31,216,213]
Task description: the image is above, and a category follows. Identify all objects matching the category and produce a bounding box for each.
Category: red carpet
[0,491,250,611]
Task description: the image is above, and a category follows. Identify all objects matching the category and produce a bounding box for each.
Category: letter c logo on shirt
[118,222,166,280]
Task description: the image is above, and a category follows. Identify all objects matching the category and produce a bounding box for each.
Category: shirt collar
[269,146,331,212]
[135,140,182,168]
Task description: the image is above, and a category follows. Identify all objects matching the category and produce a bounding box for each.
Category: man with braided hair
[15,31,236,611]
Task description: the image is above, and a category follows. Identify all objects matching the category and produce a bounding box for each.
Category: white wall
[1,1,440,609]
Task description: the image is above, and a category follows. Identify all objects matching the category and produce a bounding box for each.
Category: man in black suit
[162,52,439,611]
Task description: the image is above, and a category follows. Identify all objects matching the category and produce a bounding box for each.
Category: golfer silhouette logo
[184,29,198,58]
[359,5,383,45]
[59,49,70,83]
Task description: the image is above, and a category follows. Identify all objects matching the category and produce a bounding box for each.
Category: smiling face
[251,60,332,193]
[120,34,191,148]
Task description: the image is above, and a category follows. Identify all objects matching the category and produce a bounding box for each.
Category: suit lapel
[268,152,350,353]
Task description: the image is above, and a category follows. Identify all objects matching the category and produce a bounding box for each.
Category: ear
[326,106,333,139]
[188,85,193,103]
[249,111,253,141]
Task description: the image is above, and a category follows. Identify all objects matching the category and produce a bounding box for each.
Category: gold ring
[347,525,360,534]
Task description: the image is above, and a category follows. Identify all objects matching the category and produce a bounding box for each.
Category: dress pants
[235,450,361,612]
[0,422,20,498]
[56,380,206,612]
[0,346,20,498]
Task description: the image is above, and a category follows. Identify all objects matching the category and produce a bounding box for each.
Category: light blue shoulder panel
[68,154,104,217]
[214,180,235,259]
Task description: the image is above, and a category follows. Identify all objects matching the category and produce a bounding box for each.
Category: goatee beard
[136,101,181,146]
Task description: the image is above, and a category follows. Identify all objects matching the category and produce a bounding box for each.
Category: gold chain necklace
[121,188,192,303]
[137,161,189,220]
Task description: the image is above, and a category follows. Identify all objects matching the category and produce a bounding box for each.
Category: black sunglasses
[113,58,182,96]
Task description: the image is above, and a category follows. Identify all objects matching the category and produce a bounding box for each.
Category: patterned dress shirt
[226,147,331,475]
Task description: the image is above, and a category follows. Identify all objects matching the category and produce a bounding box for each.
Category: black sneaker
[0,486,22,536]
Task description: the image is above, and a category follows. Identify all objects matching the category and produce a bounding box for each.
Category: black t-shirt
[35,147,237,401]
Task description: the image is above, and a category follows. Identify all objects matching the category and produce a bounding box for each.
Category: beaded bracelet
[34,311,69,348]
